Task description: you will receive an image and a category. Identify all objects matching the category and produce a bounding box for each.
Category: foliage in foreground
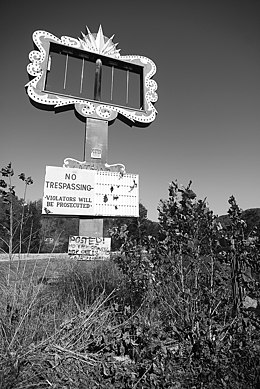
[0,163,36,257]
[1,181,260,388]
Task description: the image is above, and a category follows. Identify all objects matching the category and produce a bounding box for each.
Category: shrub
[1,179,260,388]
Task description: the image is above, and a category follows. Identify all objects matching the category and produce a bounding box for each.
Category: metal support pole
[63,54,69,90]
[110,66,114,101]
[94,59,102,101]
[80,59,85,94]
[79,118,108,237]
[79,59,105,238]
[126,70,129,105]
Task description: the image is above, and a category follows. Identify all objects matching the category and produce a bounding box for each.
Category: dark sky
[1,0,260,220]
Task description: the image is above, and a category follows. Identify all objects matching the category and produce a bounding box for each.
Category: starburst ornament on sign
[79,26,121,57]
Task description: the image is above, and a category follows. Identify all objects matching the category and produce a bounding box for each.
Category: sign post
[80,118,108,237]
[26,25,158,259]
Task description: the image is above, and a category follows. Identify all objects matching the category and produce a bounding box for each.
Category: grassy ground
[0,257,106,284]
[0,253,259,388]
[0,255,123,388]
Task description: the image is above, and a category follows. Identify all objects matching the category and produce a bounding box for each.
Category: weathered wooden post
[26,25,158,260]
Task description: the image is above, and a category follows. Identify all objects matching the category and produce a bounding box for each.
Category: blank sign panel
[44,42,144,111]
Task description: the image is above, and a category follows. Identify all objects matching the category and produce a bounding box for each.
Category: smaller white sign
[91,148,102,159]
[68,236,111,261]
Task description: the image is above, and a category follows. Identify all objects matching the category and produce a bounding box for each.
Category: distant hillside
[218,208,260,236]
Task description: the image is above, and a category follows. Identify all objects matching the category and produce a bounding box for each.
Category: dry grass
[1,293,117,388]
[0,256,84,283]
[0,255,122,388]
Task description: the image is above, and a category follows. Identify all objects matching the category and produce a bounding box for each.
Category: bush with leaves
[0,163,34,257]
[1,172,260,388]
[109,181,260,388]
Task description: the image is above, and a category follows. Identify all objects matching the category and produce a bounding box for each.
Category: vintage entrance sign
[68,235,111,260]
[26,26,157,125]
[42,166,139,217]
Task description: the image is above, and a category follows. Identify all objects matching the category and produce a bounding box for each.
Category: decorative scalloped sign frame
[26,26,158,124]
